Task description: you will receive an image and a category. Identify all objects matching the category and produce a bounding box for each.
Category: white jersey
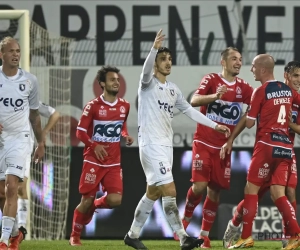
[138,48,191,147]
[0,67,39,144]
[29,101,55,149]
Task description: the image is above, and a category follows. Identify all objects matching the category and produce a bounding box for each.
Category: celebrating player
[175,47,253,248]
[0,36,45,250]
[222,60,300,249]
[124,29,231,250]
[226,55,300,249]
[69,66,134,246]
[17,102,60,239]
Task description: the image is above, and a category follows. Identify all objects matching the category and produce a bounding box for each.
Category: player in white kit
[124,30,231,250]
[0,37,45,250]
[17,101,59,238]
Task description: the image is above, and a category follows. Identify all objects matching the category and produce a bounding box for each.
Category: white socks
[1,216,15,245]
[162,196,188,243]
[128,194,155,239]
[18,198,29,228]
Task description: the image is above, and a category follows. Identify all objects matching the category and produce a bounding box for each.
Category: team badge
[120,106,126,113]
[19,84,25,91]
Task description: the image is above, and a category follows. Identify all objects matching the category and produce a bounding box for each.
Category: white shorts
[24,153,31,179]
[0,134,29,181]
[139,144,173,186]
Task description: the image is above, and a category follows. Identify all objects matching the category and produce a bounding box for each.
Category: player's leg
[69,161,106,246]
[0,142,27,249]
[229,144,272,249]
[270,158,300,249]
[181,142,210,230]
[153,145,203,249]
[200,148,230,248]
[17,153,30,239]
[281,155,297,247]
[125,184,160,250]
[223,183,270,248]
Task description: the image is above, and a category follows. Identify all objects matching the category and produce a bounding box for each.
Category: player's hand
[215,124,231,137]
[33,142,45,164]
[125,136,134,146]
[94,144,109,160]
[0,124,3,135]
[215,85,227,99]
[153,29,165,50]
[220,140,233,159]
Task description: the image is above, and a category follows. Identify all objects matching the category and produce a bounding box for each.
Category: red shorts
[191,141,231,190]
[79,160,123,198]
[247,142,292,187]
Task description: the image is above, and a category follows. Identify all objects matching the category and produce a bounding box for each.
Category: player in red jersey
[175,47,254,248]
[222,61,300,249]
[69,66,134,246]
[227,55,300,250]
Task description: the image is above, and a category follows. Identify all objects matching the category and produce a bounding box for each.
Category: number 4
[277,105,286,125]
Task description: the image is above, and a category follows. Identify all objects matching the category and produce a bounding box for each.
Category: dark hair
[97,66,120,89]
[221,47,240,60]
[284,61,300,74]
[155,47,172,61]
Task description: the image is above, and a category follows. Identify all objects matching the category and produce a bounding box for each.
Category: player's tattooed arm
[29,109,44,144]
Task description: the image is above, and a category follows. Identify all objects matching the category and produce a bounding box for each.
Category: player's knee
[79,197,94,212]
[106,194,122,207]
[192,182,207,195]
[286,187,296,202]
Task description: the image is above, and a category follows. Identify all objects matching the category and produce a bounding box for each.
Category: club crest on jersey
[19,84,25,91]
[120,106,126,113]
[236,86,242,98]
[170,89,175,96]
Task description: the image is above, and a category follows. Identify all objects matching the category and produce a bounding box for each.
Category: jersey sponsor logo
[272,147,292,159]
[83,103,92,116]
[170,89,175,96]
[158,100,174,118]
[206,100,242,125]
[0,97,24,111]
[265,83,292,100]
[92,120,123,142]
[270,133,291,144]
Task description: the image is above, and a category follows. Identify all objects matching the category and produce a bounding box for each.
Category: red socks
[201,197,219,231]
[275,197,299,237]
[183,187,203,218]
[232,199,244,227]
[241,194,258,239]
[71,209,86,237]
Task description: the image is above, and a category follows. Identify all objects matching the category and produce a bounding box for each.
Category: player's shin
[71,209,86,237]
[232,199,244,227]
[200,197,219,236]
[162,196,188,244]
[183,187,202,221]
[128,194,155,239]
[241,194,258,239]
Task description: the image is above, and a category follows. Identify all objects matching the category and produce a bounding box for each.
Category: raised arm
[141,29,165,85]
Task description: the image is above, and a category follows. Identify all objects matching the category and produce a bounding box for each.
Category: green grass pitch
[20,239,286,250]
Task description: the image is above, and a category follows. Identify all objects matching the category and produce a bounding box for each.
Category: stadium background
[0,0,300,241]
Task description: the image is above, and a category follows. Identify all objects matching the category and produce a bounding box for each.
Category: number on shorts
[277,105,286,125]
